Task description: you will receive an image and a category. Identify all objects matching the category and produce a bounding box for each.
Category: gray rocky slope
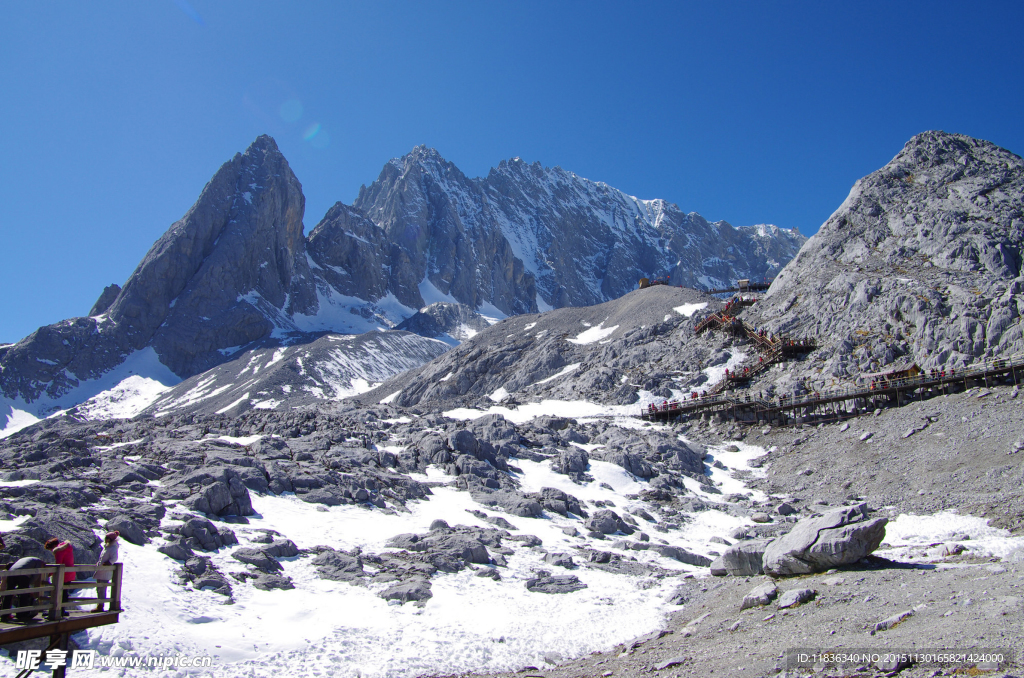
[357,285,730,411]
[135,330,451,419]
[1,284,1022,676]
[0,137,801,413]
[748,131,1024,387]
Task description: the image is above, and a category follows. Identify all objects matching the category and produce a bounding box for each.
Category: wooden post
[50,565,64,621]
[51,632,69,678]
[111,563,124,612]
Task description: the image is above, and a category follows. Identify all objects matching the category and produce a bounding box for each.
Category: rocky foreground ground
[451,381,1024,678]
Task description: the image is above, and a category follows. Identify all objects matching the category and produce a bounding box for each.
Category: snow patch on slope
[1,347,180,437]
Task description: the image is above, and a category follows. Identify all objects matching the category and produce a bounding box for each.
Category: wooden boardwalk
[642,352,1024,425]
[1,563,123,677]
[692,306,817,397]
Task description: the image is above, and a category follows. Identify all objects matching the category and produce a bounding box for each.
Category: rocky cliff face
[110,135,317,376]
[339,147,804,314]
[751,131,1024,380]
[0,137,803,413]
[0,136,317,405]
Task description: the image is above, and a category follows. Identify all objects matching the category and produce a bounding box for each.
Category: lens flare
[311,130,331,150]
[279,99,303,122]
[302,123,322,141]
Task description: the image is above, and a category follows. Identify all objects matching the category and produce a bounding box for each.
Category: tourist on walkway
[45,537,75,615]
[94,531,120,612]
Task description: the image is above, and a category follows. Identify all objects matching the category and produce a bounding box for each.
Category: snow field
[877,511,1024,562]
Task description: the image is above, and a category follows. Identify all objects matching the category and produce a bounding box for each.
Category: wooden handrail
[0,565,118,578]
[0,562,123,619]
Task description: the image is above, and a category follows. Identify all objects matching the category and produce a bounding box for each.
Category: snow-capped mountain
[350,147,805,313]
[0,136,802,426]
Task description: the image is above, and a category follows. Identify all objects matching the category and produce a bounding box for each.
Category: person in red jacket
[45,538,75,616]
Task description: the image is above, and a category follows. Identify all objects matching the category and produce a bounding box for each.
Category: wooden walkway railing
[1,562,123,676]
[642,351,1024,424]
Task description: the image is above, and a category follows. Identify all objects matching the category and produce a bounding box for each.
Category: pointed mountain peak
[246,134,282,155]
[387,145,464,179]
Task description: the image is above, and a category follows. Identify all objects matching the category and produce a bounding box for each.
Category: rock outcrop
[753,130,1024,382]
[762,504,887,576]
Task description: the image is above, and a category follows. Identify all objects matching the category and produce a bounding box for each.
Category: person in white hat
[94,531,119,612]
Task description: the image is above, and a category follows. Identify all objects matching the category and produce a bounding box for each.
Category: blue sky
[1,1,1022,343]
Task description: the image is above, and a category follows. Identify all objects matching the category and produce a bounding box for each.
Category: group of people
[648,399,679,413]
[1,530,120,622]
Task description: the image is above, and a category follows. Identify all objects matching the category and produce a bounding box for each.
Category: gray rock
[312,550,364,581]
[252,574,295,591]
[740,582,779,610]
[776,588,816,608]
[104,515,148,546]
[507,534,542,547]
[552,448,589,479]
[157,539,195,562]
[762,504,887,576]
[776,502,797,516]
[261,540,299,558]
[525,574,587,594]
[717,539,774,576]
[380,579,432,604]
[531,487,585,517]
[650,544,712,567]
[584,509,635,535]
[654,656,687,671]
[231,547,284,573]
[873,609,914,632]
[543,552,575,568]
[176,517,228,552]
[385,529,494,569]
[470,489,543,518]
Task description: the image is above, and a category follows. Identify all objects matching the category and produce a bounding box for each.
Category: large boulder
[172,467,254,517]
[175,517,231,552]
[762,504,888,577]
[713,539,774,576]
[552,448,589,480]
[530,487,585,517]
[525,574,587,594]
[104,515,148,546]
[232,547,284,573]
[386,531,491,567]
[312,550,364,582]
[584,509,634,536]
[469,489,543,518]
[380,578,432,604]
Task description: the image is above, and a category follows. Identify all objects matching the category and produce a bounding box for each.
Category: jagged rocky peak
[756,130,1024,377]
[108,134,318,376]
[345,146,805,313]
[0,135,322,408]
[307,202,390,301]
[349,146,539,315]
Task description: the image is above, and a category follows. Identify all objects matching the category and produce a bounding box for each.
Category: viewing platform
[1,563,123,677]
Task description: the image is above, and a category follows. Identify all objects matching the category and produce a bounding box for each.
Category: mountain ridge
[0,138,802,416]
